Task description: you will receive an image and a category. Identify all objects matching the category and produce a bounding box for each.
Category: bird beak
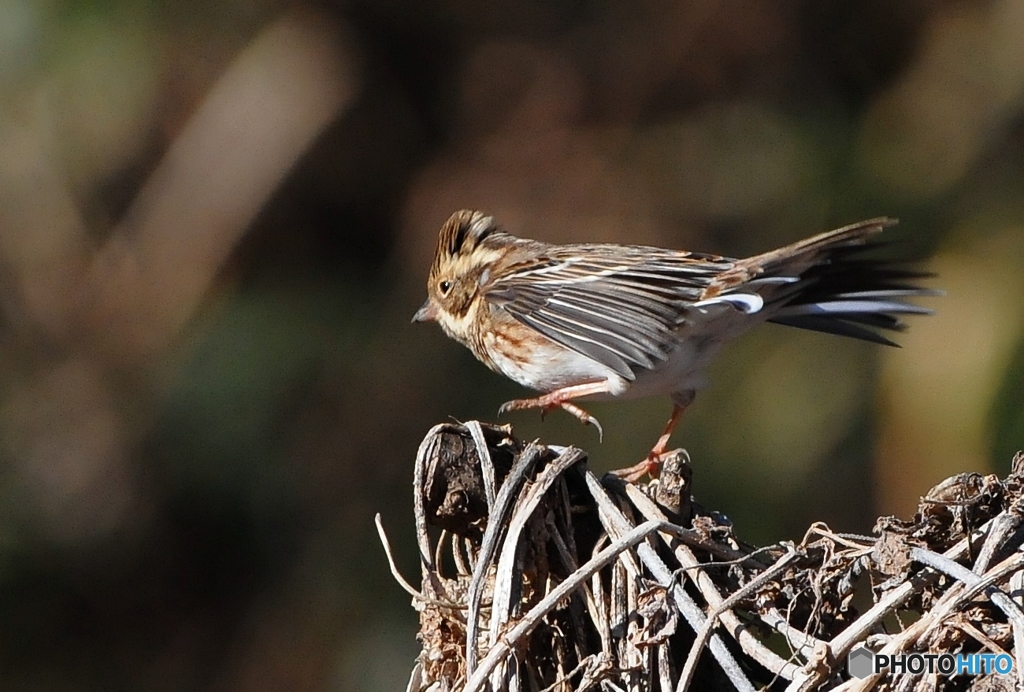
[412,299,438,323]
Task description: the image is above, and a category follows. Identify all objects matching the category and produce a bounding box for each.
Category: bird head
[412,210,503,342]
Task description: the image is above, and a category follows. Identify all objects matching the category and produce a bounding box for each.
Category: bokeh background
[1,0,1023,689]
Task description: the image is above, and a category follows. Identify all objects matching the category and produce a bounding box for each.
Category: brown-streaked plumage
[414,210,937,479]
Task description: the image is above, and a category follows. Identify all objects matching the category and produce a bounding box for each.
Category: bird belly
[481,327,629,395]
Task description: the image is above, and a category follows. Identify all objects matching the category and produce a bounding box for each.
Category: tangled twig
[385,424,1024,691]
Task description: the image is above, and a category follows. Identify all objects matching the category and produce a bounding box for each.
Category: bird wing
[481,219,937,380]
[482,246,736,380]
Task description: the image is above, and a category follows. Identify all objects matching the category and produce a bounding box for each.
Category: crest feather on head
[434,210,497,269]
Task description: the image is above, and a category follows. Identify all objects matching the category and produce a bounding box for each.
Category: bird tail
[735,218,939,346]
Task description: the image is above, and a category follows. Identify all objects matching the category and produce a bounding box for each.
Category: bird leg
[498,381,611,441]
[611,402,687,482]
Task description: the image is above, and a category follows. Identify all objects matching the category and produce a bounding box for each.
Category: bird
[413,209,936,480]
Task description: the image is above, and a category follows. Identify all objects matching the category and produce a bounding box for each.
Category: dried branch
[391,422,1024,691]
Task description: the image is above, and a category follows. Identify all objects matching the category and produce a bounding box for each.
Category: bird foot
[498,396,604,442]
[610,448,679,483]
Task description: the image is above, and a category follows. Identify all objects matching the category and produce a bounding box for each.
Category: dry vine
[378,422,1024,691]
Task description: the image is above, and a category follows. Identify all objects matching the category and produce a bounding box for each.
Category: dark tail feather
[768,314,902,346]
[764,233,940,346]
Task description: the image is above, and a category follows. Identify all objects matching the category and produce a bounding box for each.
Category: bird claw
[497,398,603,442]
[610,451,670,482]
[558,401,603,442]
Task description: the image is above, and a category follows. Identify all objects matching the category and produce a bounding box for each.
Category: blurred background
[1,0,1023,688]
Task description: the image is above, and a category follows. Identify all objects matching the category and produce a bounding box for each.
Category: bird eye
[439,280,452,295]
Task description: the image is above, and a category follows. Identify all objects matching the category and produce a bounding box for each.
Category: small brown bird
[413,210,935,480]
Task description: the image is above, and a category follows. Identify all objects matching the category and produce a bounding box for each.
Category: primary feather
[486,248,734,379]
[480,217,934,380]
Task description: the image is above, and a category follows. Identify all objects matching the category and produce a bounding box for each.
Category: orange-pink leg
[498,381,612,440]
[611,402,687,482]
